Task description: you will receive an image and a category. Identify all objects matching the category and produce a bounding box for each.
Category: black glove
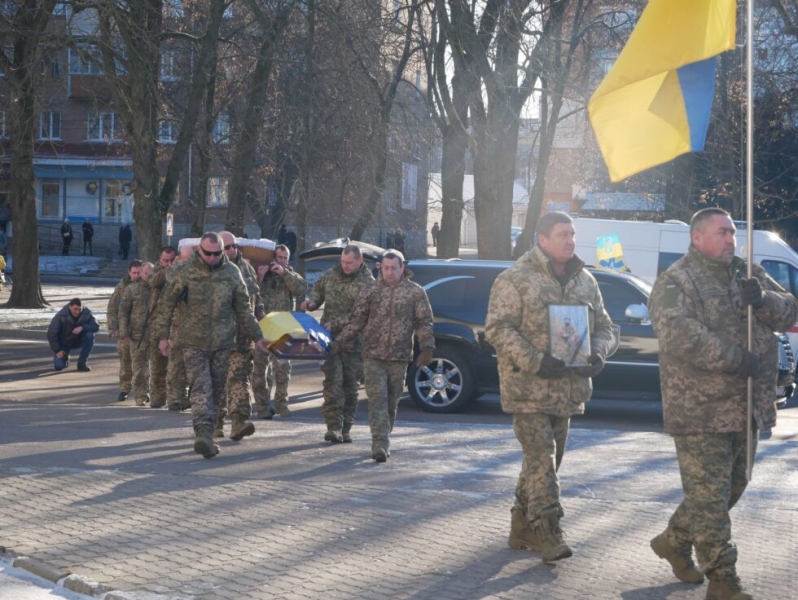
[737,349,760,379]
[537,355,566,379]
[740,277,765,309]
[575,352,605,378]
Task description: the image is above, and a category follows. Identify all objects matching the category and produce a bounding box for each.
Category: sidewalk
[1,396,796,599]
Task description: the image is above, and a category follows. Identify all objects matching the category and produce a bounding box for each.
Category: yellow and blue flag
[588,0,736,182]
[259,311,332,359]
[596,232,630,273]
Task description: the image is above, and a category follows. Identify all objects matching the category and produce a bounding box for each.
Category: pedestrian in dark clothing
[431,222,440,247]
[393,229,405,254]
[0,201,10,234]
[285,229,297,258]
[82,218,94,255]
[119,225,133,260]
[61,219,74,255]
[277,224,288,245]
[47,298,100,372]
[386,230,395,250]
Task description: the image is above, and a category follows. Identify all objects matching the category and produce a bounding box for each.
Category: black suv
[405,259,794,413]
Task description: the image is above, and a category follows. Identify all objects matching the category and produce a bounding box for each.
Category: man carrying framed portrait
[485,211,614,563]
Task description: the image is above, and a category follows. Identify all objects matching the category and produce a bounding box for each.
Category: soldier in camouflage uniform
[216,231,265,441]
[120,262,153,406]
[107,260,142,402]
[648,208,798,600]
[145,246,177,408]
[253,244,307,418]
[166,245,194,412]
[153,232,269,459]
[301,245,374,443]
[485,212,614,564]
[337,251,433,462]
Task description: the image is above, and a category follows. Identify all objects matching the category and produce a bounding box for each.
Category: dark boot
[230,419,255,441]
[705,575,752,600]
[533,507,572,563]
[193,428,219,459]
[214,415,225,438]
[650,532,704,584]
[508,507,541,551]
[257,403,274,420]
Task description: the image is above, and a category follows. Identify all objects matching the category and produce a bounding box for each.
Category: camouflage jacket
[308,262,374,351]
[649,246,798,434]
[485,245,615,417]
[231,251,265,351]
[152,252,263,351]
[119,280,152,341]
[338,275,434,362]
[107,275,133,333]
[259,266,307,313]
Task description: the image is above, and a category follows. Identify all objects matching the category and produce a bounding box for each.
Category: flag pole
[745,0,755,480]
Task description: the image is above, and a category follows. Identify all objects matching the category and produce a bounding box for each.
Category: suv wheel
[408,345,475,413]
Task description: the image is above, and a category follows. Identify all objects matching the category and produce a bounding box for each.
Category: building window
[39,111,61,140]
[39,179,61,219]
[208,177,228,206]
[165,0,184,18]
[159,118,176,143]
[160,50,178,82]
[212,114,231,144]
[0,110,6,138]
[87,112,121,142]
[68,46,103,75]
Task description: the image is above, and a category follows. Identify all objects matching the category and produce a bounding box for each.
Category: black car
[405,259,794,413]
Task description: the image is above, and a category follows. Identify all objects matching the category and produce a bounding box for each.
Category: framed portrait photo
[548,305,590,367]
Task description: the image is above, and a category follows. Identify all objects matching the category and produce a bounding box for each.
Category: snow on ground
[0,556,95,600]
[3,255,107,276]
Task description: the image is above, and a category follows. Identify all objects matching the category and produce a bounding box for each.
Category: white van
[572,217,798,348]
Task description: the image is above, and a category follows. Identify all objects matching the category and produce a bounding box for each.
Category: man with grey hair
[301,244,374,443]
[648,207,798,599]
[153,232,269,458]
[486,211,614,563]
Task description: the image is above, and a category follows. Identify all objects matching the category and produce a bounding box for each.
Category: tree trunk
[438,120,468,259]
[349,121,389,241]
[191,74,217,237]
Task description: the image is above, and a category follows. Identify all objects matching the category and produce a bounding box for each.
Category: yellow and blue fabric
[259,311,332,355]
[588,0,736,182]
[596,233,630,273]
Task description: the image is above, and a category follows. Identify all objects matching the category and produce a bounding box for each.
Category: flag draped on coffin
[588,0,736,182]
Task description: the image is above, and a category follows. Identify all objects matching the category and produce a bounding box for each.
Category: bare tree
[1,0,58,308]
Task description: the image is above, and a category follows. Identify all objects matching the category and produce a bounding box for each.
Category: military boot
[230,419,256,441]
[257,403,274,420]
[508,507,541,551]
[705,575,753,600]
[194,428,219,459]
[213,415,225,438]
[650,532,704,584]
[341,422,353,443]
[325,427,344,443]
[532,507,572,563]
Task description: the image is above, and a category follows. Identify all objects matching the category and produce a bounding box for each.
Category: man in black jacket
[47,298,100,371]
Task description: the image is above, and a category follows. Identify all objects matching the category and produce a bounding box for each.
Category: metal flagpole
[745,0,755,480]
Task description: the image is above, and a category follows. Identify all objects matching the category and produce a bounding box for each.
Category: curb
[3,547,183,600]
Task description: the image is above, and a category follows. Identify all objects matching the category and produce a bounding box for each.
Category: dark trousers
[54,332,95,370]
[83,239,92,255]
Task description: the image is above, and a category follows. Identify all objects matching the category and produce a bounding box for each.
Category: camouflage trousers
[320,349,362,430]
[665,430,756,580]
[252,350,292,409]
[364,358,407,453]
[130,339,150,404]
[223,347,254,421]
[148,344,168,407]
[512,412,570,523]
[183,346,232,435]
[166,340,188,407]
[117,338,132,394]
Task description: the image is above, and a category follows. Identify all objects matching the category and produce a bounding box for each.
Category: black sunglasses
[199,247,223,257]
[224,244,237,250]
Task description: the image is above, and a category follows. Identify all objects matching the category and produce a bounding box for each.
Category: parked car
[405,259,795,413]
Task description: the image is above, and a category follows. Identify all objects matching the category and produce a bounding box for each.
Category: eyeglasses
[199,247,223,257]
[224,244,237,250]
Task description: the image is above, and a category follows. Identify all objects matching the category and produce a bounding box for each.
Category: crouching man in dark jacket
[47,298,100,371]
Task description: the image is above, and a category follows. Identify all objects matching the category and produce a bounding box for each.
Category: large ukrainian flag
[588,0,736,182]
